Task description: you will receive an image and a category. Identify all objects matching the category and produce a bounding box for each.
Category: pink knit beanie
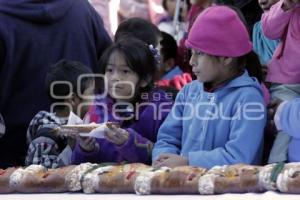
[185,5,252,57]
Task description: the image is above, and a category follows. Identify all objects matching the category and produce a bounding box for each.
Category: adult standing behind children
[261,0,300,163]
[0,0,112,168]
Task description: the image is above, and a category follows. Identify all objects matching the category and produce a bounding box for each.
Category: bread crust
[150,166,207,194]
[200,164,263,194]
[82,163,150,194]
[58,122,120,136]
[276,163,300,194]
[13,165,76,193]
[58,124,100,135]
[7,163,300,194]
[0,167,18,193]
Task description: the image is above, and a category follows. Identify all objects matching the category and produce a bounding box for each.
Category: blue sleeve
[188,93,266,168]
[279,98,300,138]
[252,21,279,65]
[152,89,185,161]
[253,21,266,65]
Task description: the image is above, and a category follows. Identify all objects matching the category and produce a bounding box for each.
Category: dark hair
[162,0,168,11]
[160,31,178,62]
[214,0,235,6]
[45,59,93,105]
[227,5,263,83]
[115,17,161,47]
[215,0,262,33]
[98,37,157,92]
[236,51,263,83]
[214,0,252,8]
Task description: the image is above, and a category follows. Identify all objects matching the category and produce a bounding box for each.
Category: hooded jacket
[71,88,173,165]
[275,98,300,162]
[153,71,266,168]
[0,0,111,167]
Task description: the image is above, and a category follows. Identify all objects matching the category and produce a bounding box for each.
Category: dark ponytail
[237,51,263,83]
[228,5,263,83]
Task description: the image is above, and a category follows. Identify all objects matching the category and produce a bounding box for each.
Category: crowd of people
[0,0,299,170]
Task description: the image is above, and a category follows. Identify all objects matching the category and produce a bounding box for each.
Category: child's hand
[282,0,299,11]
[152,153,171,167]
[153,153,188,168]
[76,136,97,152]
[104,125,129,146]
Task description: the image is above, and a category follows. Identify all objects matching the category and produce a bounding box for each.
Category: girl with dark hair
[153,5,266,168]
[72,37,173,165]
[115,17,161,48]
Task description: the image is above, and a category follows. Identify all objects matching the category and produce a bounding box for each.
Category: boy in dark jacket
[25,60,95,168]
[0,0,111,167]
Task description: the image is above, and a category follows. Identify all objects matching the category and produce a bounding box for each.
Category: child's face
[105,51,141,102]
[258,0,279,11]
[166,0,177,17]
[189,49,231,86]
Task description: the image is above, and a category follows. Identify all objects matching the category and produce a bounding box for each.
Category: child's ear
[223,57,234,66]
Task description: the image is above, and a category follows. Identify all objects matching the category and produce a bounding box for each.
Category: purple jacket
[71,89,173,165]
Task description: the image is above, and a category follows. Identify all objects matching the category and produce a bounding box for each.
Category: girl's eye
[192,50,204,56]
[122,70,130,74]
[106,68,113,73]
[196,51,204,56]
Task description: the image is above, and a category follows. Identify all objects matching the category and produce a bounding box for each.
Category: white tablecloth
[1,191,300,200]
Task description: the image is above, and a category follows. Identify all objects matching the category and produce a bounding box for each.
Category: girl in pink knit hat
[152,5,266,168]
